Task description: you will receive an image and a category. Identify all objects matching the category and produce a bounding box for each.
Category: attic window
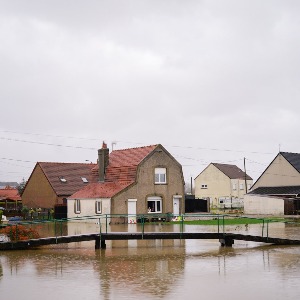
[59,177,67,183]
[81,177,88,183]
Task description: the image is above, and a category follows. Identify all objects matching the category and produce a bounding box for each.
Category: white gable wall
[67,198,111,223]
[244,194,284,215]
[252,154,300,190]
[195,164,230,207]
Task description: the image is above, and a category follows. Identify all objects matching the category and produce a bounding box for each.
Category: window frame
[147,196,162,213]
[154,167,167,184]
[74,199,81,214]
[95,200,102,214]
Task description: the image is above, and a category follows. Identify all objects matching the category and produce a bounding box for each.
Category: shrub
[0,225,40,241]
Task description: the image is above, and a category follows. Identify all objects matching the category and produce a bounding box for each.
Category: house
[244,152,300,215]
[21,162,98,216]
[0,186,21,210]
[68,143,185,223]
[194,163,253,208]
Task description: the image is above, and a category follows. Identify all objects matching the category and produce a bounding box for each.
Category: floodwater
[1,222,300,300]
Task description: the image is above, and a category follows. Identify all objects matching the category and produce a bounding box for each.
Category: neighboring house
[244,152,300,215]
[194,163,253,208]
[0,182,18,189]
[0,186,21,210]
[22,162,98,212]
[68,143,185,223]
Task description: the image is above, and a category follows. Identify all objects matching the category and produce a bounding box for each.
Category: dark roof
[250,185,300,195]
[38,162,98,196]
[280,152,300,173]
[0,182,18,189]
[212,163,252,180]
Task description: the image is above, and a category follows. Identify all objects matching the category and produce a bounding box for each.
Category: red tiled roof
[73,145,158,198]
[92,145,157,183]
[38,162,98,196]
[0,187,21,201]
[71,182,132,199]
[212,163,252,180]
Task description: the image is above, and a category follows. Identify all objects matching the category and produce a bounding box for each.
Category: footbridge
[1,214,300,250]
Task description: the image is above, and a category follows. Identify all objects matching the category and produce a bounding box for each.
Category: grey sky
[1,0,300,184]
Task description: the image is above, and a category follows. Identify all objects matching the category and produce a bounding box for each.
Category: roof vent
[81,177,88,183]
[59,177,67,183]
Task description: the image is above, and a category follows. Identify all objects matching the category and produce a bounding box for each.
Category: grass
[170,217,286,226]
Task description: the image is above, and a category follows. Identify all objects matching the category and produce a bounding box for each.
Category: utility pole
[244,157,248,194]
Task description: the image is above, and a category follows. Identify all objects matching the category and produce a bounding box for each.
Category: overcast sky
[1,0,300,185]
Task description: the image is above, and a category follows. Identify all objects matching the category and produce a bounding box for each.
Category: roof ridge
[111,144,158,152]
[39,162,97,165]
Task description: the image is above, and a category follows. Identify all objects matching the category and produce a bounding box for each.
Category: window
[147,196,162,213]
[155,168,167,184]
[81,177,88,183]
[74,199,81,214]
[232,184,237,190]
[95,201,102,214]
[239,183,244,190]
[201,184,208,189]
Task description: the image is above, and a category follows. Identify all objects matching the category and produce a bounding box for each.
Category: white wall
[67,198,111,223]
[244,194,284,215]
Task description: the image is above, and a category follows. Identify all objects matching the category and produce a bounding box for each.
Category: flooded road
[1,222,300,300]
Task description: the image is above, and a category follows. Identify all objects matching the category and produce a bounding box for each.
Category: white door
[173,197,180,216]
[128,199,137,224]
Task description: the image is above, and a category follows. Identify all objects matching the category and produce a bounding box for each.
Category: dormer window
[59,177,67,183]
[81,177,88,183]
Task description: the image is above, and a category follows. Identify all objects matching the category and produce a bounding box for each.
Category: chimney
[98,142,109,182]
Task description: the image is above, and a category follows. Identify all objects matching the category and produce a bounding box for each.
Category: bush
[0,225,40,241]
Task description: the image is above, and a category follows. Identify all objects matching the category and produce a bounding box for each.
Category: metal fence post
[106,214,108,234]
[142,214,144,239]
[262,219,265,237]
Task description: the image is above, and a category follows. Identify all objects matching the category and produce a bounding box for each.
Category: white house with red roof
[68,143,185,223]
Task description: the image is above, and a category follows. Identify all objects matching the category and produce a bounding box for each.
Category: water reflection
[94,244,186,299]
[1,222,300,300]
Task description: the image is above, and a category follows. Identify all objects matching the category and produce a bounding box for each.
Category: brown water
[1,222,300,300]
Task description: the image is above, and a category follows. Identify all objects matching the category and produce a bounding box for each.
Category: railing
[1,213,299,243]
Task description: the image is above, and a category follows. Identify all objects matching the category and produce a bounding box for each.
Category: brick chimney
[98,142,109,182]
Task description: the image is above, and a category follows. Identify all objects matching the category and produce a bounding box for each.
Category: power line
[0,129,276,155]
[0,137,97,150]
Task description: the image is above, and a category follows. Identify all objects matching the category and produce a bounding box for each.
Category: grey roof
[0,182,19,189]
[250,185,300,195]
[212,163,252,180]
[280,152,300,173]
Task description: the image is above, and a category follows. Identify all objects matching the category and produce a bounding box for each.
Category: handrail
[1,213,298,243]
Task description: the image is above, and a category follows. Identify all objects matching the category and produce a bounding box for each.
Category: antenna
[111,141,117,151]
